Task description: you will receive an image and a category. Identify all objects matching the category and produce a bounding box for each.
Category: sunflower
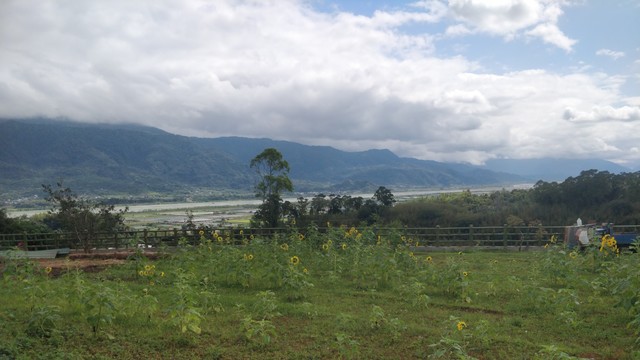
[280,243,289,251]
[290,256,300,266]
[457,321,467,331]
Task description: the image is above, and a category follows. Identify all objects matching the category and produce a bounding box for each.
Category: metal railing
[1,224,638,252]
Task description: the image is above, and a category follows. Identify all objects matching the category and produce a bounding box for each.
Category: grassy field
[1,226,638,359]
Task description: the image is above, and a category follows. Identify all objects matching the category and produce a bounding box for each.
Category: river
[7,184,533,219]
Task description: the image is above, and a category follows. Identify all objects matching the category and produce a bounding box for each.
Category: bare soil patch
[32,250,166,276]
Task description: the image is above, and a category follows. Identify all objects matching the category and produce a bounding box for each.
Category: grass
[0,227,638,359]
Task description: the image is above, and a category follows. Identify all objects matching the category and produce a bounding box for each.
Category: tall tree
[250,148,293,227]
[43,183,128,252]
[374,186,396,207]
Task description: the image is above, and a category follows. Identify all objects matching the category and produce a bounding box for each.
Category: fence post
[468,224,474,243]
[143,229,148,248]
[503,224,508,248]
[435,225,440,245]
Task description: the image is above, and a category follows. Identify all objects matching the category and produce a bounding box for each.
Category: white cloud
[445,24,473,37]
[446,0,576,51]
[0,0,635,166]
[563,106,640,122]
[525,23,576,52]
[596,49,626,60]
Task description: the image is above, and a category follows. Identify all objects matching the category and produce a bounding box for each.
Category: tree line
[2,148,639,242]
[248,148,396,228]
[249,149,640,228]
[386,170,640,227]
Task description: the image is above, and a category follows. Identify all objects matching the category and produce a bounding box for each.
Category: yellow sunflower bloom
[290,256,300,265]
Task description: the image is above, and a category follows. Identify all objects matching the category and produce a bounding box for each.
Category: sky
[1,0,639,168]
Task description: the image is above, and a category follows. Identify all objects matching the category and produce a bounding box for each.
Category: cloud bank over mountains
[0,0,638,167]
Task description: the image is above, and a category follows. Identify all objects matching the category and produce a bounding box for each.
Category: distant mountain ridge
[0,119,629,199]
[482,158,631,182]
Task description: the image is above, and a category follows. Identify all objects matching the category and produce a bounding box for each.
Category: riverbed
[7,185,533,228]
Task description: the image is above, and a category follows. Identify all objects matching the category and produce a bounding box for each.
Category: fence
[2,224,639,252]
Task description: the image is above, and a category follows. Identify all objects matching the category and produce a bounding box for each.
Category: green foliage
[334,332,360,359]
[168,269,203,335]
[42,183,128,252]
[388,170,640,227]
[26,304,62,338]
[374,186,396,207]
[0,208,50,235]
[251,290,281,320]
[250,148,294,228]
[2,227,640,359]
[241,317,276,348]
[82,282,118,338]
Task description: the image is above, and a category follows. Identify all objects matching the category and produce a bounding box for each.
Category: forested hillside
[0,120,250,195]
[0,119,522,199]
[387,170,640,226]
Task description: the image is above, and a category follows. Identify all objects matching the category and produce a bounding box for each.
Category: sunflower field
[1,225,639,359]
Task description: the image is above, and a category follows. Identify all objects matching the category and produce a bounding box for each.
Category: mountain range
[0,119,633,200]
